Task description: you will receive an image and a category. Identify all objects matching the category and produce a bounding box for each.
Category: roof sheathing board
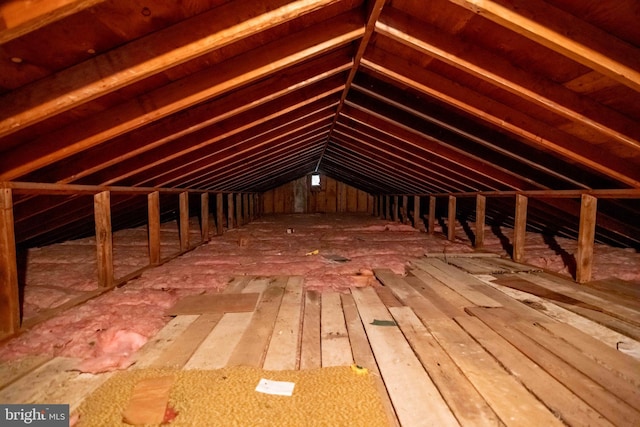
[0,0,638,248]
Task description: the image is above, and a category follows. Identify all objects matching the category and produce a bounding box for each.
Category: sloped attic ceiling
[0,0,639,248]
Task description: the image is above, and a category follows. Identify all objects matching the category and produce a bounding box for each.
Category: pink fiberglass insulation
[1,213,638,370]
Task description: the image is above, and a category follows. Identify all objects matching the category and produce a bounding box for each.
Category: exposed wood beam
[0,0,343,136]
[342,99,541,190]
[315,0,386,171]
[116,95,340,187]
[322,145,419,194]
[0,0,104,44]
[213,142,326,190]
[513,194,528,262]
[351,80,590,190]
[576,194,597,283]
[94,190,113,288]
[361,51,640,188]
[147,191,161,265]
[332,128,466,192]
[195,134,326,190]
[185,130,329,190]
[448,195,456,241]
[0,186,19,335]
[475,194,486,248]
[377,9,640,151]
[34,54,351,185]
[444,0,640,92]
[0,13,363,181]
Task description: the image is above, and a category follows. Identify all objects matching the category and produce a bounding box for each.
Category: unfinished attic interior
[1,0,640,424]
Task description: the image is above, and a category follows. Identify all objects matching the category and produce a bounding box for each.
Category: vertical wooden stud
[413,195,420,230]
[200,193,210,243]
[0,188,20,334]
[235,193,243,227]
[513,194,528,262]
[393,196,399,222]
[448,196,456,241]
[216,193,224,235]
[402,195,409,223]
[475,195,486,249]
[179,191,189,252]
[227,193,234,230]
[385,195,391,220]
[243,193,249,224]
[249,193,255,222]
[576,194,598,283]
[428,196,436,234]
[148,191,161,265]
[94,191,114,288]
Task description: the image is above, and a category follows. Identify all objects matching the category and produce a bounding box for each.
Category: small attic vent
[311,174,321,187]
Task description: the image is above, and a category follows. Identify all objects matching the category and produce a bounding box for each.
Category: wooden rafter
[376,9,640,151]
[444,0,640,92]
[0,0,343,136]
[360,50,640,188]
[0,13,364,181]
[314,0,386,172]
[0,0,104,44]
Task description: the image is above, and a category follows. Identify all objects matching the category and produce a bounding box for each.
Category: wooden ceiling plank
[156,123,333,189]
[350,81,590,190]
[213,148,324,191]
[444,0,640,92]
[103,91,342,186]
[121,107,335,187]
[34,60,350,184]
[360,53,640,188]
[157,124,331,189]
[377,10,640,151]
[332,124,491,191]
[330,132,466,192]
[0,0,105,44]
[326,137,442,191]
[342,100,544,191]
[321,150,419,194]
[0,13,364,181]
[190,136,327,190]
[220,151,323,191]
[314,0,386,171]
[0,0,344,136]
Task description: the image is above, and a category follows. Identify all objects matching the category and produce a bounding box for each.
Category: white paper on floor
[255,378,295,396]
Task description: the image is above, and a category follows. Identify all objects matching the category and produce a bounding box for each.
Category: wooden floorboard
[3,258,640,427]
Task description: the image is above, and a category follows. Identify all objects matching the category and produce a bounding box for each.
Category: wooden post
[227,193,234,230]
[513,194,528,262]
[402,195,409,223]
[249,193,255,222]
[235,193,243,227]
[428,196,436,234]
[200,192,209,243]
[448,195,456,241]
[243,193,249,224]
[148,191,161,265]
[475,195,486,248]
[393,196,399,222]
[216,193,224,235]
[94,191,113,288]
[576,194,598,283]
[385,195,391,220]
[0,188,20,334]
[413,195,420,230]
[179,191,189,252]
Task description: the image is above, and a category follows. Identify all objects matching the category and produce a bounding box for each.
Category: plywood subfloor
[2,255,639,427]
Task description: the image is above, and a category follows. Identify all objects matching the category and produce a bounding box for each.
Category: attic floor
[1,263,639,425]
[1,214,639,425]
